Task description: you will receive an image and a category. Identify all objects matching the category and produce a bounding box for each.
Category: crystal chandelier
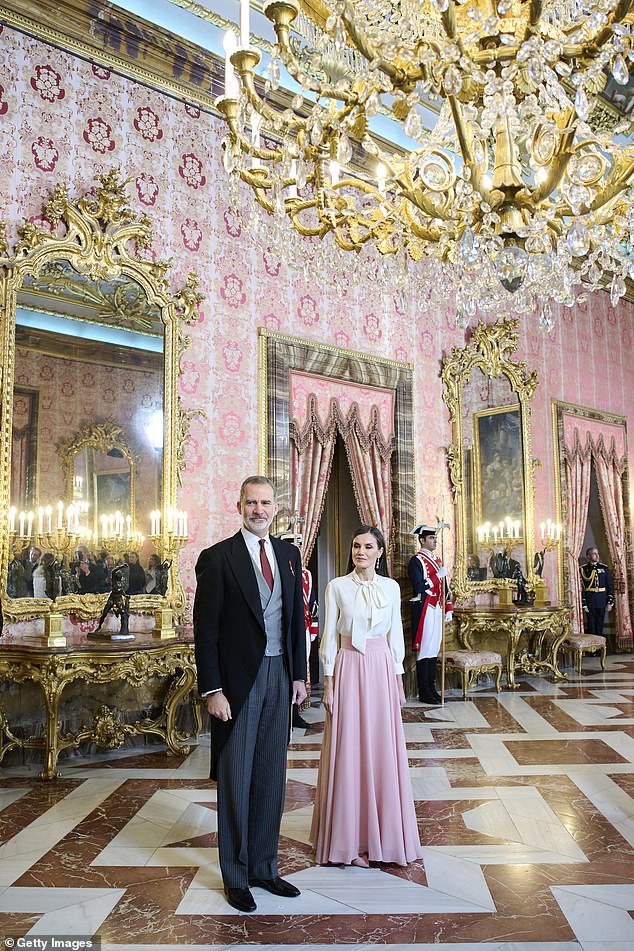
[218,0,634,325]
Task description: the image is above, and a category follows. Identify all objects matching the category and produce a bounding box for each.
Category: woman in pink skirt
[310,525,423,867]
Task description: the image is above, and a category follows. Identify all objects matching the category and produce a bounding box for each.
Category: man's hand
[608,603,614,612]
[322,676,334,715]
[292,680,307,706]
[396,674,406,708]
[437,566,447,578]
[583,606,589,613]
[206,692,232,721]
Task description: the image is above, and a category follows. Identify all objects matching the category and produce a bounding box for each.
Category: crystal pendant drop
[311,117,323,145]
[610,274,626,305]
[295,159,307,189]
[458,226,480,264]
[575,85,590,120]
[365,90,381,116]
[538,300,554,333]
[567,219,590,256]
[497,0,512,13]
[495,245,528,292]
[405,108,423,139]
[431,0,449,11]
[612,54,629,85]
[337,133,353,165]
[270,57,281,90]
[444,65,463,96]
[334,17,347,51]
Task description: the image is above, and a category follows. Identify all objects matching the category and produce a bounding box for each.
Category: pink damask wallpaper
[2,24,634,609]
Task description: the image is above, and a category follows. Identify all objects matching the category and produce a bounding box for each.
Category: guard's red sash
[413,550,452,651]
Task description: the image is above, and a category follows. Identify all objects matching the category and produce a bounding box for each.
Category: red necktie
[259,539,274,591]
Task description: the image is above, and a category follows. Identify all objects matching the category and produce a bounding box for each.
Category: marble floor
[1,656,634,951]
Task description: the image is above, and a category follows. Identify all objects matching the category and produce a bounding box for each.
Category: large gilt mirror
[442,319,538,601]
[0,170,201,621]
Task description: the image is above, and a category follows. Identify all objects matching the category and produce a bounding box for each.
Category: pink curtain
[290,430,336,564]
[564,437,592,635]
[290,394,395,565]
[343,408,394,562]
[594,439,633,650]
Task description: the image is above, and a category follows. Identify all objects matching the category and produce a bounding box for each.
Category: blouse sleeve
[388,581,405,674]
[319,580,340,676]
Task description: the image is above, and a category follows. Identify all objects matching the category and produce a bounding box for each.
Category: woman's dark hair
[346,524,390,577]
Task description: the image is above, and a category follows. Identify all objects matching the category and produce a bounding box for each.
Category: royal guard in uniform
[281,526,318,729]
[580,546,614,636]
[409,524,453,704]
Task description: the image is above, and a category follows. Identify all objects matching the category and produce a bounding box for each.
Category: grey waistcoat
[254,550,284,656]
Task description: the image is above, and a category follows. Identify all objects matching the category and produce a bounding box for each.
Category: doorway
[307,435,361,685]
[581,463,615,643]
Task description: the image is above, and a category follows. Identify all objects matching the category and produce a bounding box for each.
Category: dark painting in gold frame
[472,403,523,528]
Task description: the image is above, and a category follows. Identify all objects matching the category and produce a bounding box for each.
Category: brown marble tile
[505,737,629,764]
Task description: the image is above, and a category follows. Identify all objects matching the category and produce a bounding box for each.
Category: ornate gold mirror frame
[58,420,137,533]
[0,169,202,622]
[442,318,538,602]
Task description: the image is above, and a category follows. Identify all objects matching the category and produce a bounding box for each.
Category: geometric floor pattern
[1,655,634,950]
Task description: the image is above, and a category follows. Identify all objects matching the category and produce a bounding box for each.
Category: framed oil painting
[472,404,523,527]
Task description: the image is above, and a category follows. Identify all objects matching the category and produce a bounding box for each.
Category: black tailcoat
[193,531,306,779]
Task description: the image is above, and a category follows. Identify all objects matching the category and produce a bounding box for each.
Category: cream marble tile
[279,804,313,845]
[176,884,350,916]
[147,846,217,866]
[160,801,218,843]
[496,694,559,736]
[285,767,319,785]
[0,886,125,937]
[552,885,634,942]
[421,849,496,910]
[91,846,157,866]
[568,772,634,825]
[0,787,30,811]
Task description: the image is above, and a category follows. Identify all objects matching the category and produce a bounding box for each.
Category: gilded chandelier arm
[338,5,412,89]
[561,0,634,58]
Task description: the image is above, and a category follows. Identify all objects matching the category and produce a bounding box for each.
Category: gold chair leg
[577,649,583,675]
[462,670,467,700]
[494,664,502,692]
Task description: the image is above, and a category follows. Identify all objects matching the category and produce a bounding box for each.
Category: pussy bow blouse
[319,570,405,676]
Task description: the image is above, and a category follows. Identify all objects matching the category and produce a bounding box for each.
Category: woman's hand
[396,674,406,708]
[323,676,334,715]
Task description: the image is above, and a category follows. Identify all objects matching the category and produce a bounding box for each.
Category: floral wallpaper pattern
[1,25,634,610]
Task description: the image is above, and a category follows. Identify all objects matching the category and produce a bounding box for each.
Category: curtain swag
[290,393,395,463]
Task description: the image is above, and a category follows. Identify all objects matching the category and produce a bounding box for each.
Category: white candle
[377,162,387,195]
[557,524,562,540]
[514,520,520,538]
[45,505,51,533]
[9,506,15,533]
[240,0,250,48]
[329,159,340,185]
[493,526,499,543]
[57,500,63,530]
[27,511,34,537]
[223,30,239,99]
[540,521,545,541]
[546,518,552,538]
[150,511,156,536]
[37,506,43,535]
[288,160,298,198]
[19,511,25,536]
[108,514,115,536]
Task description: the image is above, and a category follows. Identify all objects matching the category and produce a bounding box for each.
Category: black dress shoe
[224,886,256,912]
[249,876,300,898]
[292,713,310,729]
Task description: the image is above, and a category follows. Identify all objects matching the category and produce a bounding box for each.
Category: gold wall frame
[58,419,138,534]
[257,329,416,586]
[0,169,203,622]
[442,318,539,601]
[551,398,633,624]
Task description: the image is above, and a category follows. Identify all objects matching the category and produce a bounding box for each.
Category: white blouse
[319,570,405,676]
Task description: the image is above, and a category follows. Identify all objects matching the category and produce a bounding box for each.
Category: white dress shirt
[319,570,405,676]
[241,527,276,580]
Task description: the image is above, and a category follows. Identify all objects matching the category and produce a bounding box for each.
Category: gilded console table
[453,605,571,689]
[0,629,201,779]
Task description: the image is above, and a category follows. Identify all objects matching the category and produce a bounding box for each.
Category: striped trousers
[216,654,290,889]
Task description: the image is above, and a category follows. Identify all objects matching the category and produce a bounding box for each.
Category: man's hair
[239,475,277,504]
[421,530,436,540]
[586,546,599,556]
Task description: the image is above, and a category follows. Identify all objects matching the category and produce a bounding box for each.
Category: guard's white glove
[410,594,421,603]
[437,566,447,578]
[445,610,453,623]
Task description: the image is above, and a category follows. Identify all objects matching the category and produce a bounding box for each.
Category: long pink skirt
[310,636,423,866]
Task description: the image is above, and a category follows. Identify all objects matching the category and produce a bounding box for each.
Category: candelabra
[149,508,188,638]
[534,522,563,605]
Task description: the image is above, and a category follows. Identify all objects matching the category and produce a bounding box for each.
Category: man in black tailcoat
[194,475,307,913]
